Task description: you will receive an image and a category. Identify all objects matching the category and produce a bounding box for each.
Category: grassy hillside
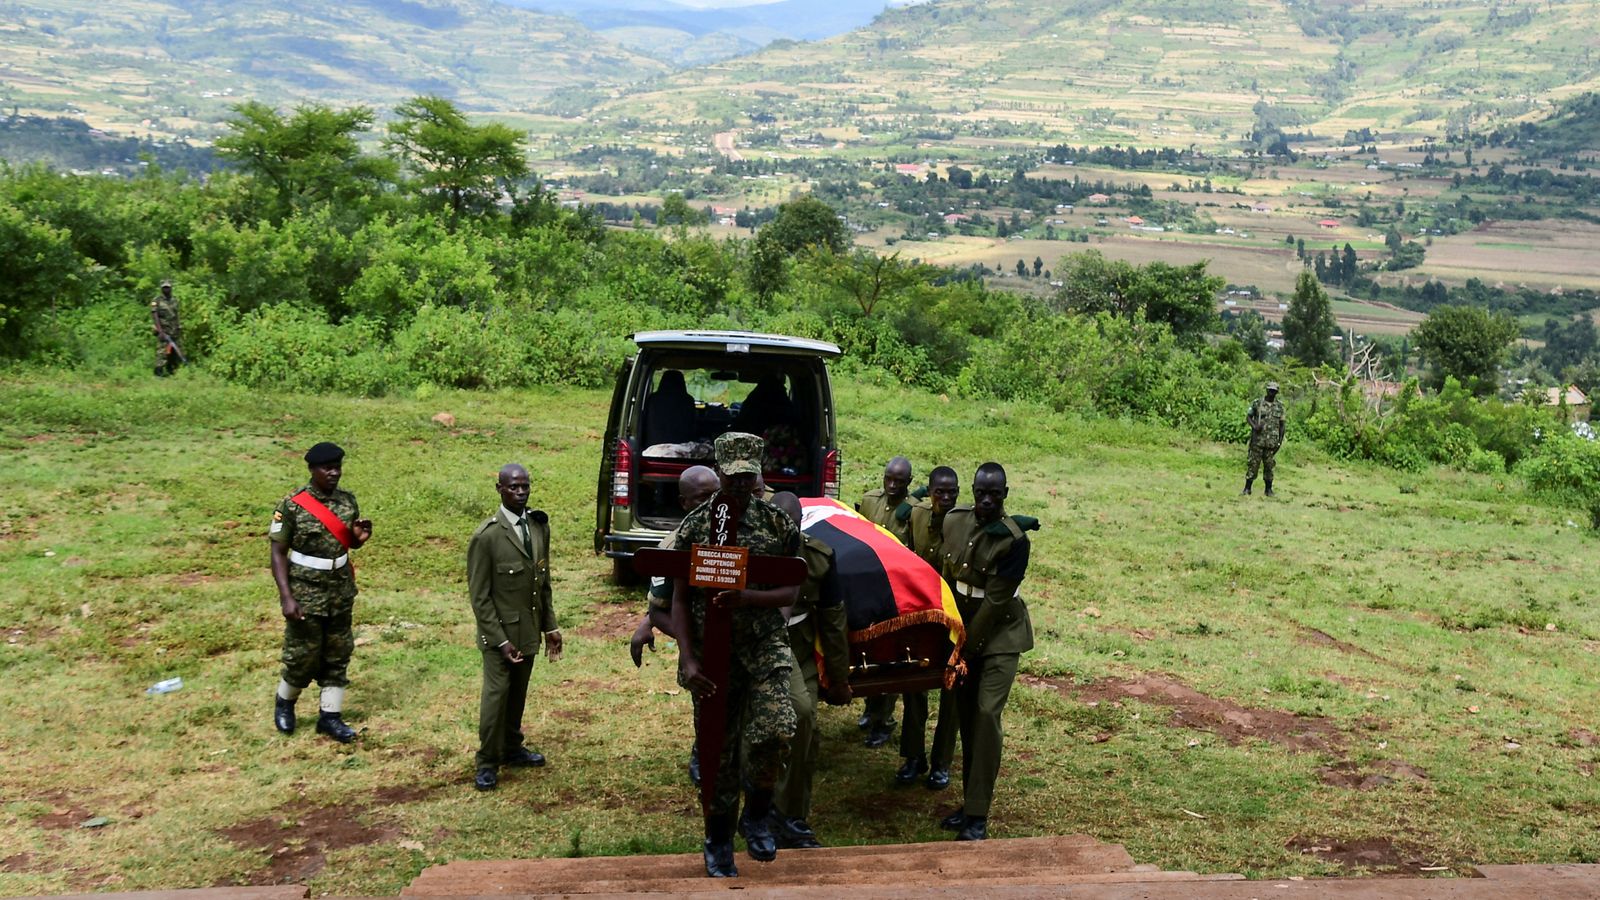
[585,0,1600,150]
[0,0,667,142]
[2,370,1598,894]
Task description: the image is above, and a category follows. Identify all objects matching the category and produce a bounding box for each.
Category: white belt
[290,549,349,570]
[955,581,986,599]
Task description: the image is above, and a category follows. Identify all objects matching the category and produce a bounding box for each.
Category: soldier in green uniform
[270,442,372,743]
[629,464,722,787]
[150,280,182,376]
[768,492,851,850]
[897,465,961,790]
[467,463,563,791]
[856,456,914,747]
[937,462,1037,841]
[1243,381,1286,496]
[670,432,800,878]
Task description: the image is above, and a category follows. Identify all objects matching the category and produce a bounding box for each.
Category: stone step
[404,836,1184,896]
[454,868,1240,896]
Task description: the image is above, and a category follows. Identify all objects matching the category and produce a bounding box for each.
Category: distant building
[1087,193,1111,205]
[1251,202,1272,213]
[1126,215,1145,226]
[1526,385,1592,420]
[1317,219,1340,229]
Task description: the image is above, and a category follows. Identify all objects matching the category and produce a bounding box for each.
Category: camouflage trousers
[155,331,181,375]
[691,648,796,818]
[1246,442,1279,481]
[281,610,354,689]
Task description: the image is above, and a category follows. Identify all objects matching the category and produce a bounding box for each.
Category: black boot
[703,815,738,877]
[770,811,823,850]
[274,695,296,734]
[956,815,988,841]
[738,790,778,861]
[1264,478,1275,497]
[895,755,928,786]
[1241,478,1253,496]
[315,711,357,743]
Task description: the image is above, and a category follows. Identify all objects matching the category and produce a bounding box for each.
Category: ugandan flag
[800,498,965,682]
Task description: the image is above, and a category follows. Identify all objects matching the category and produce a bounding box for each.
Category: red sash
[290,490,355,550]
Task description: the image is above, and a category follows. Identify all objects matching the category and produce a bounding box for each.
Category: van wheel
[613,556,642,587]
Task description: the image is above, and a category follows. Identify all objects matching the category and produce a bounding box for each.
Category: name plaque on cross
[689,544,749,589]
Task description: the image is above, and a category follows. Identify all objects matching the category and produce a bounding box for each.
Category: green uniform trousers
[280,610,353,690]
[775,626,821,819]
[697,657,794,818]
[1246,442,1279,481]
[900,689,958,769]
[955,651,1020,818]
[865,693,897,727]
[477,650,534,772]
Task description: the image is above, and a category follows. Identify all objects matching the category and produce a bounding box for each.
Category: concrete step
[403,836,1212,897]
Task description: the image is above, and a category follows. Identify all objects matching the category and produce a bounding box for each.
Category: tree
[1282,269,1338,366]
[824,249,923,317]
[216,101,394,217]
[1341,243,1358,283]
[756,195,848,256]
[385,95,528,218]
[659,193,707,228]
[1016,258,1028,277]
[1412,305,1519,394]
[1053,250,1221,338]
[1236,310,1269,361]
[1032,256,1044,277]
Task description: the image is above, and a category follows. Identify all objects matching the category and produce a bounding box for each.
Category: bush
[1518,429,1600,513]
[207,304,397,396]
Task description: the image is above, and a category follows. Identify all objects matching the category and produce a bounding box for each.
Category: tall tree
[216,101,394,217]
[1282,269,1338,366]
[385,96,528,218]
[1412,305,1519,394]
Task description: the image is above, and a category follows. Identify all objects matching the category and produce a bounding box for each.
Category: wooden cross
[631,491,807,821]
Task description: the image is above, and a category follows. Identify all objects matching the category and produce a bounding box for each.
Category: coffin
[799,498,965,697]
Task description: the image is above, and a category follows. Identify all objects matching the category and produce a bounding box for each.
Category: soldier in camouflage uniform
[1243,381,1286,497]
[269,442,372,743]
[898,465,961,790]
[768,492,851,850]
[855,456,914,747]
[150,280,182,376]
[670,432,800,878]
[937,462,1037,842]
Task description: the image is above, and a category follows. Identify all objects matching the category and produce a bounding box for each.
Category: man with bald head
[467,463,563,791]
[631,464,722,667]
[856,456,915,747]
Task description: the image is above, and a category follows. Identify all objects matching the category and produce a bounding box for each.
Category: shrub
[207,304,397,395]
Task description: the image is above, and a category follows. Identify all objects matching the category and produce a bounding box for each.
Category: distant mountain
[0,0,668,141]
[506,0,896,65]
[587,0,1600,149]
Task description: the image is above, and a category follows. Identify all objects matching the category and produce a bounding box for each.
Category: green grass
[3,367,1600,894]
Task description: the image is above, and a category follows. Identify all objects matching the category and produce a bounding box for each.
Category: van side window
[641,369,697,447]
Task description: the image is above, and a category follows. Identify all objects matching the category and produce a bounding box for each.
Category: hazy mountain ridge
[0,0,668,140]
[588,0,1600,149]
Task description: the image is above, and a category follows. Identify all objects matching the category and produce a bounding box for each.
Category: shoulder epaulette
[894,500,915,522]
[472,517,497,538]
[528,509,548,525]
[803,533,834,557]
[984,515,1038,538]
[911,485,929,500]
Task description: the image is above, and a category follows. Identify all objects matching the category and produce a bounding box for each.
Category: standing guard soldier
[270,442,372,742]
[856,456,914,747]
[898,465,961,790]
[670,432,800,878]
[467,463,563,791]
[151,280,183,376]
[1243,381,1286,496]
[937,462,1037,841]
[768,492,851,850]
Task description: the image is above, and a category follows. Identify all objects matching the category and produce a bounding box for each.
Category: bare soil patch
[216,785,439,885]
[1023,672,1342,753]
[1316,759,1429,791]
[575,601,641,639]
[1286,834,1452,875]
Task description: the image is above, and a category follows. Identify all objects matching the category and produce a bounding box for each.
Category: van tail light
[822,448,840,499]
[612,440,632,507]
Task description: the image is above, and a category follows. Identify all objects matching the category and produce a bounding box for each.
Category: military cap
[714,432,763,476]
[160,279,173,288]
[304,441,345,465]
[1266,381,1280,391]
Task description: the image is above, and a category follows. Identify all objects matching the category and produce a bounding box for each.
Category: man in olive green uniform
[897,466,960,790]
[856,456,914,747]
[768,492,851,850]
[629,465,722,787]
[671,432,800,878]
[467,463,563,791]
[938,462,1037,841]
[150,280,182,376]
[1244,381,1286,497]
[270,441,372,743]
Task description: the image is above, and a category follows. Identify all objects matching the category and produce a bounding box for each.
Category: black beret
[304,441,345,465]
